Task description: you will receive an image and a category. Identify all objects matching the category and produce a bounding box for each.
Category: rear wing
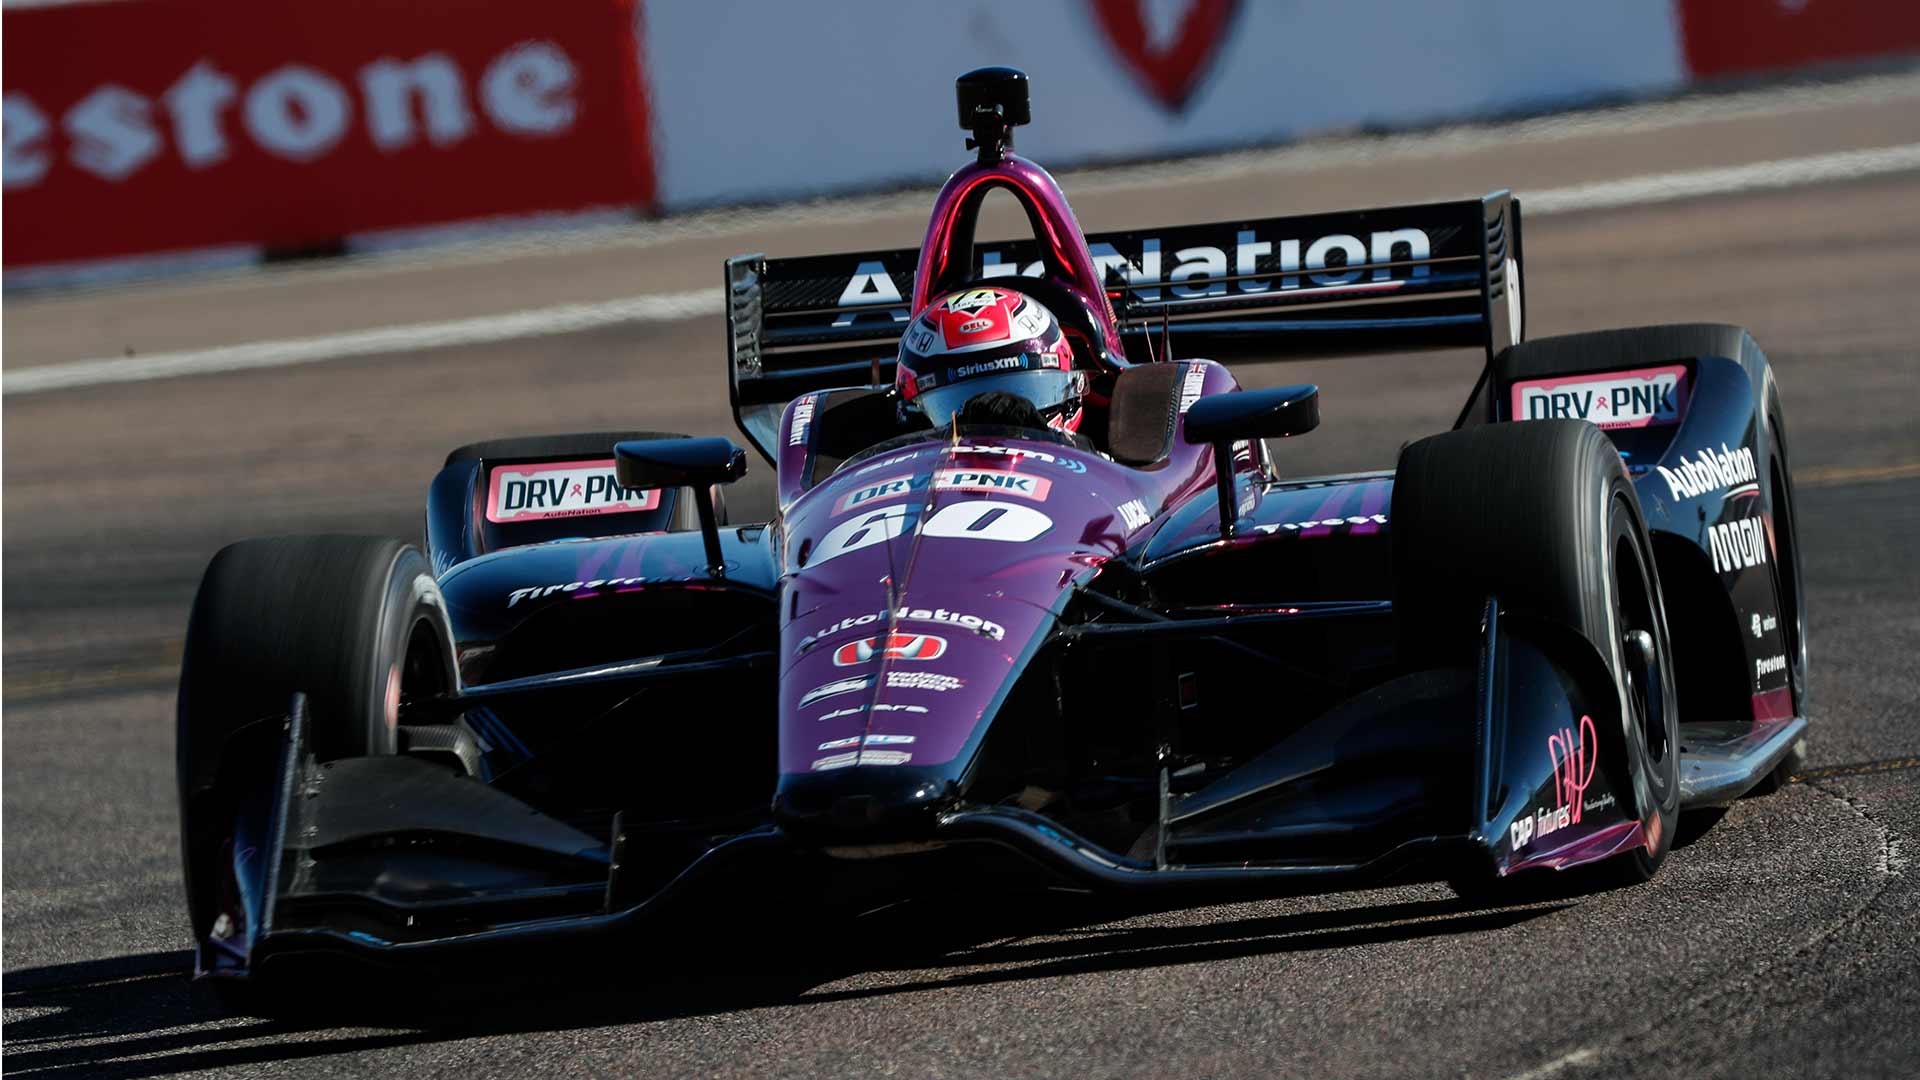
[727,192,1523,461]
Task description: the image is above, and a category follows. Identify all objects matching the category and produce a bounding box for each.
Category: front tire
[177,535,456,968]
[1393,420,1681,888]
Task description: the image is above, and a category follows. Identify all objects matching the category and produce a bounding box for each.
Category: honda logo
[832,633,948,667]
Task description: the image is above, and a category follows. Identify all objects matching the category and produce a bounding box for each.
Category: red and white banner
[1675,0,1920,80]
[5,1,1918,275]
[2,0,656,267]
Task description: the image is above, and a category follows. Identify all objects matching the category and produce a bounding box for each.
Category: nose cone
[773,596,1046,839]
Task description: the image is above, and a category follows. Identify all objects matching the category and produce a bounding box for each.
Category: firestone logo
[5,42,580,188]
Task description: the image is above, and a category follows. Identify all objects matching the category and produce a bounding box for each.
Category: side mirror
[1182,384,1320,445]
[614,436,747,490]
[1180,385,1318,540]
[615,437,747,577]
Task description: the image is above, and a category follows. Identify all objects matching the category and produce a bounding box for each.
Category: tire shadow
[0,890,1565,1078]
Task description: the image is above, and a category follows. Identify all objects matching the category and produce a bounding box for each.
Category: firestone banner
[2,0,655,267]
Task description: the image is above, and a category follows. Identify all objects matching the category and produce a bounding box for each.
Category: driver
[895,286,1086,434]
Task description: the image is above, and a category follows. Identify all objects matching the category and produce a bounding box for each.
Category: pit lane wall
[4,0,1917,273]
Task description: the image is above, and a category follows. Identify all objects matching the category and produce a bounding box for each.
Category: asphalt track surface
[5,77,1920,1078]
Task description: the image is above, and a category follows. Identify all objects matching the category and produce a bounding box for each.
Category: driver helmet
[896,286,1084,433]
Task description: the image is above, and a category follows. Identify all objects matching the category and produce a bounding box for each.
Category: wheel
[176,535,457,967]
[1393,419,1681,887]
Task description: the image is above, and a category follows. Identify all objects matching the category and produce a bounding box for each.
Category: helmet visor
[913,368,1078,428]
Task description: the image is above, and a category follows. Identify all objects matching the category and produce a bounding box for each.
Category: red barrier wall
[1676,0,1920,79]
[2,0,655,267]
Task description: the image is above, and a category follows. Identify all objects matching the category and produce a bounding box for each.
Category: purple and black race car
[177,69,1808,995]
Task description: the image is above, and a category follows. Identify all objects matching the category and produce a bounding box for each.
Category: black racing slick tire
[1393,420,1682,886]
[176,535,457,959]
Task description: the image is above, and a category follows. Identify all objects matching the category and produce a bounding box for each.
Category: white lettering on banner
[3,95,51,187]
[1117,499,1152,532]
[6,44,580,190]
[66,86,162,181]
[162,62,238,168]
[1756,654,1787,678]
[480,42,575,134]
[246,66,351,161]
[1710,515,1770,573]
[362,53,474,150]
[1658,442,1758,500]
[1751,612,1778,639]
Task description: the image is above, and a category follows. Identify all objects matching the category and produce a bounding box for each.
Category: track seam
[1574,781,1908,1076]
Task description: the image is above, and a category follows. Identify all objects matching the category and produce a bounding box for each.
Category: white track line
[7,142,1920,397]
[3,290,719,395]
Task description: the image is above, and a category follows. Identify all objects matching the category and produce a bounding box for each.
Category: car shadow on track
[0,892,1566,1078]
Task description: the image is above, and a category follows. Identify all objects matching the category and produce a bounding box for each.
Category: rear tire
[1393,420,1681,888]
[177,535,456,974]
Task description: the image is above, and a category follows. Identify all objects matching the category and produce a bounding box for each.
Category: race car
[177,67,1808,993]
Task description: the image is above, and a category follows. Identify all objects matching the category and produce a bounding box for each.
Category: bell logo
[832,633,949,667]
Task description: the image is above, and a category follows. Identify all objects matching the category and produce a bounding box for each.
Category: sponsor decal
[486,459,659,524]
[850,450,926,477]
[1251,513,1388,535]
[904,322,939,355]
[885,671,963,692]
[788,394,819,447]
[832,633,949,667]
[950,444,1088,473]
[1658,441,1757,501]
[817,733,917,751]
[935,469,1052,501]
[815,703,928,722]
[1750,612,1778,639]
[801,607,1007,651]
[952,355,1023,379]
[1710,515,1769,573]
[831,469,1052,513]
[1510,714,1601,852]
[810,748,913,771]
[1756,654,1787,678]
[1582,792,1617,816]
[833,476,922,514]
[1068,227,1434,303]
[1178,365,1207,412]
[1512,365,1686,429]
[506,576,644,607]
[957,317,992,334]
[797,676,872,709]
[944,288,1003,313]
[1117,499,1151,532]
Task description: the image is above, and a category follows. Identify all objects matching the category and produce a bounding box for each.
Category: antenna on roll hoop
[956,67,1030,166]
